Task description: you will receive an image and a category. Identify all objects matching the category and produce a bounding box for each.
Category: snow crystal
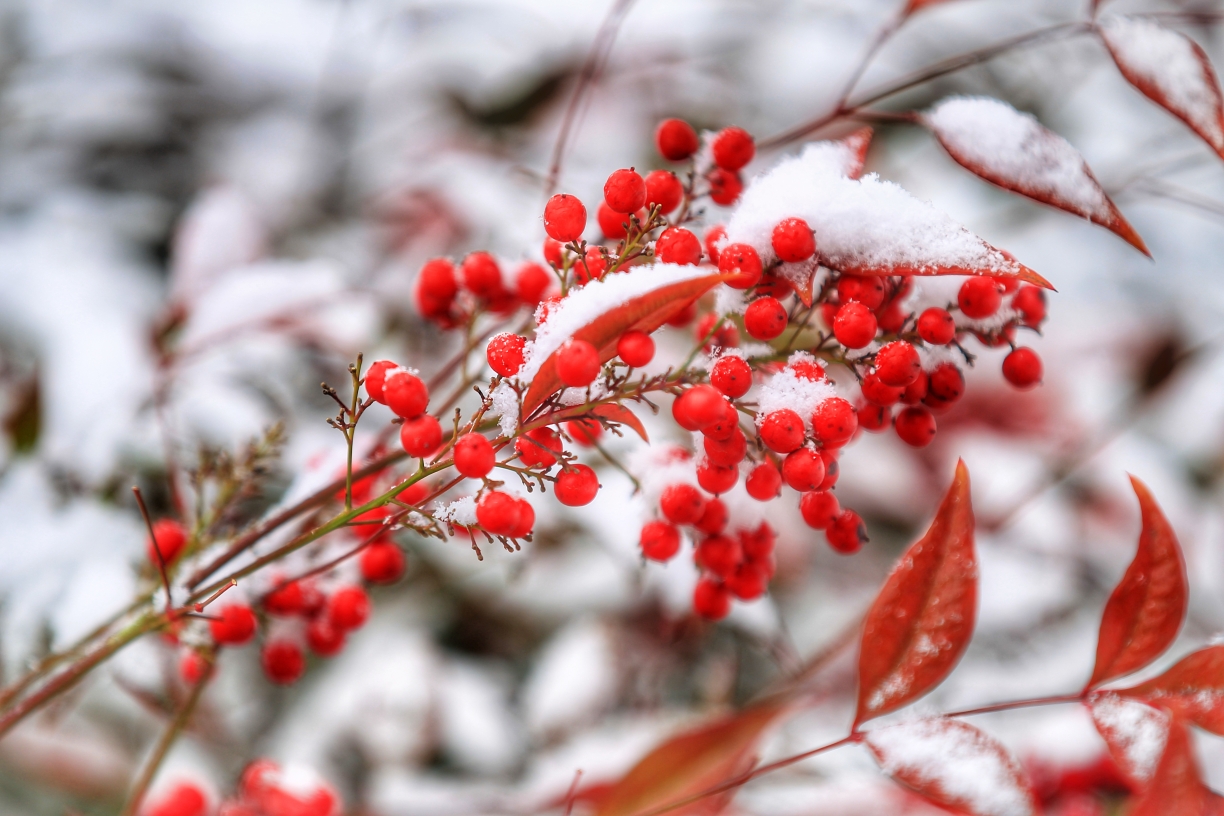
[714,284,748,316]
[925,96,1112,220]
[436,496,478,527]
[1100,16,1224,151]
[488,381,519,437]
[1089,694,1169,783]
[559,381,610,406]
[916,343,961,372]
[866,718,1035,816]
[754,367,838,432]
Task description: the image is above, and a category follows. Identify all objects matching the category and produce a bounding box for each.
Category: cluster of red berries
[415,253,553,327]
[142,761,338,816]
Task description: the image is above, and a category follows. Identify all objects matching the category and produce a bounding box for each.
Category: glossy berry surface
[655,118,699,161]
[833,301,877,349]
[604,168,646,213]
[958,276,1003,319]
[617,330,655,367]
[656,227,702,266]
[400,414,443,458]
[544,194,586,242]
[717,243,762,289]
[826,509,867,554]
[711,127,755,171]
[759,409,805,453]
[875,341,921,387]
[771,217,815,262]
[453,433,495,478]
[1002,347,1043,389]
[210,604,257,646]
[660,483,705,525]
[556,338,600,387]
[486,333,526,377]
[640,520,681,561]
[744,296,788,340]
[383,370,429,419]
[711,355,752,397]
[360,542,405,584]
[895,406,937,447]
[672,385,726,431]
[644,170,683,213]
[745,461,782,500]
[554,464,599,506]
[918,307,956,345]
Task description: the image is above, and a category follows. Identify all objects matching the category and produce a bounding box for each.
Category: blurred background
[0,0,1223,812]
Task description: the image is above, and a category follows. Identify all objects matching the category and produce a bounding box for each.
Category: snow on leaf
[1100,16,1224,160]
[924,96,1148,255]
[854,460,976,727]
[1127,717,1214,816]
[865,717,1037,816]
[839,127,873,179]
[1087,692,1170,787]
[1118,646,1224,736]
[722,142,1051,287]
[1086,476,1187,690]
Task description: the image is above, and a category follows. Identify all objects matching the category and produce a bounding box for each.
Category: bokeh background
[0,0,1222,812]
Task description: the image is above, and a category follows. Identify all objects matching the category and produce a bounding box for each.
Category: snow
[1088,693,1169,783]
[1100,16,1224,152]
[754,365,838,433]
[435,497,478,527]
[489,381,520,437]
[925,96,1113,220]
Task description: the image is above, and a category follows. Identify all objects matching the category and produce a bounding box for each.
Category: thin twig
[133,487,173,613]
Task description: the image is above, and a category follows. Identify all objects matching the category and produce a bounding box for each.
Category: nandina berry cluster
[142,760,338,816]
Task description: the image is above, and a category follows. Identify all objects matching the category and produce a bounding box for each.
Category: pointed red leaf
[595,702,786,816]
[866,717,1038,816]
[535,403,649,442]
[1119,646,1224,736]
[840,127,873,179]
[854,460,976,727]
[924,96,1149,255]
[1087,692,1171,788]
[775,260,820,307]
[1086,476,1187,690]
[1128,717,1214,816]
[1100,16,1224,161]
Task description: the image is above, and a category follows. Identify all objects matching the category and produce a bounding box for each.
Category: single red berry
[820,301,839,329]
[1002,347,1043,389]
[696,459,738,494]
[727,564,768,600]
[895,406,937,447]
[782,448,826,492]
[660,483,706,525]
[656,118,699,161]
[1012,285,1046,327]
[928,363,964,402]
[477,491,523,536]
[210,604,257,646]
[836,275,886,310]
[958,276,1003,319]
[516,261,552,306]
[556,338,600,387]
[704,428,747,467]
[507,497,535,538]
[695,498,728,535]
[702,398,741,441]
[148,518,188,565]
[262,640,305,686]
[858,403,891,432]
[453,433,495,478]
[739,523,776,560]
[800,490,841,530]
[640,520,681,561]
[790,359,827,381]
[383,370,429,419]
[566,418,603,446]
[710,355,752,397]
[360,542,405,584]
[328,586,370,631]
[717,243,762,290]
[861,372,902,406]
[695,312,740,349]
[759,409,805,453]
[516,427,562,468]
[544,194,587,242]
[745,461,782,500]
[644,170,683,214]
[833,302,877,349]
[555,464,599,506]
[812,397,858,448]
[712,127,755,171]
[460,251,505,299]
[179,650,207,685]
[875,341,921,387]
[306,616,345,657]
[398,481,428,506]
[145,782,209,816]
[877,300,908,334]
[757,271,791,299]
[696,534,741,578]
[597,201,630,240]
[918,307,956,345]
[708,168,743,205]
[400,414,443,458]
[744,296,788,341]
[656,227,702,266]
[264,578,305,616]
[604,168,647,213]
[577,246,606,283]
[818,450,839,490]
[364,360,398,404]
[826,509,866,554]
[617,330,655,367]
[693,577,731,620]
[487,333,526,377]
[901,370,929,405]
[672,385,726,431]
[416,258,458,318]
[704,225,727,265]
[771,218,815,263]
[543,238,563,267]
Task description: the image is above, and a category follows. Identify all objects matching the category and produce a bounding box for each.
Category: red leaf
[1128,717,1215,816]
[1086,476,1187,690]
[1087,692,1171,788]
[595,702,786,816]
[865,717,1038,816]
[905,0,962,14]
[536,403,650,442]
[924,96,1149,256]
[1100,17,1224,161]
[840,127,873,180]
[854,460,976,727]
[1118,646,1224,736]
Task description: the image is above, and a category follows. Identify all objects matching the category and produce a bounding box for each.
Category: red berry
[826,509,867,554]
[708,168,743,205]
[640,520,681,561]
[696,534,741,578]
[487,333,526,377]
[928,363,964,402]
[148,518,188,565]
[544,194,587,242]
[745,461,782,500]
[695,312,740,349]
[477,491,522,536]
[210,604,257,646]
[604,168,646,213]
[672,385,726,431]
[660,483,706,525]
[543,238,563,267]
[727,564,768,600]
[712,127,755,171]
[833,302,877,349]
[328,586,370,631]
[556,339,600,387]
[693,577,731,620]
[858,403,891,432]
[744,296,788,341]
[958,276,1003,319]
[461,251,505,299]
[790,359,827,381]
[262,640,305,685]
[771,218,815,263]
[507,497,535,538]
[566,418,603,446]
[145,782,209,816]
[578,246,606,283]
[400,414,443,458]
[555,464,599,506]
[398,480,428,506]
[1002,347,1042,389]
[783,448,826,492]
[696,459,738,494]
[812,397,857,448]
[179,650,207,685]
[361,542,405,584]
[918,307,956,345]
[364,360,397,404]
[759,409,805,453]
[264,578,305,616]
[383,369,429,419]
[704,225,727,265]
[861,372,902,406]
[597,201,630,240]
[617,330,655,367]
[799,490,840,530]
[416,258,458,318]
[453,433,495,478]
[895,406,937,447]
[717,243,762,290]
[1012,285,1046,327]
[704,428,747,467]
[875,341,921,387]
[306,617,345,657]
[739,523,776,560]
[818,450,839,490]
[702,398,741,441]
[710,355,752,397]
[516,262,553,306]
[901,370,929,405]
[516,427,562,468]
[695,498,728,535]
[645,170,683,214]
[656,118,699,161]
[836,276,886,310]
[656,227,702,266]
[877,301,908,334]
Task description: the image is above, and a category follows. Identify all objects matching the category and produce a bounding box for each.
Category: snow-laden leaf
[595,702,786,816]
[840,127,873,179]
[1100,16,1224,160]
[1128,717,1215,816]
[855,460,976,727]
[924,96,1148,255]
[1087,693,1171,788]
[1087,476,1187,690]
[722,142,1051,287]
[1119,646,1224,736]
[865,717,1037,816]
